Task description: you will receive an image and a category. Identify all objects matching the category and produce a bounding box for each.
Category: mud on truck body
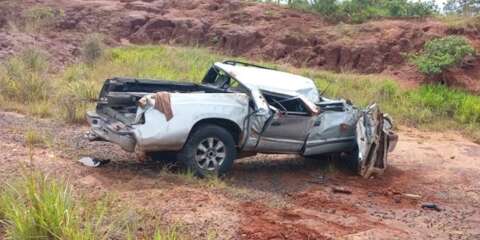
[86,61,398,177]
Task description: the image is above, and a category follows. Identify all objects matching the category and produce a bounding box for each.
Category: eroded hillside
[1,0,479,91]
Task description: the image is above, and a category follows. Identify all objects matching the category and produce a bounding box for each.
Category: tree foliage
[444,0,480,16]
[267,0,438,23]
[411,36,475,76]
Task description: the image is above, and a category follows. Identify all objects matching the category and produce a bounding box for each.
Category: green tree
[444,0,480,16]
[279,0,437,23]
[412,36,475,77]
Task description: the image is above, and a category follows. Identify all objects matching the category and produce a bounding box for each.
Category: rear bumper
[86,111,136,152]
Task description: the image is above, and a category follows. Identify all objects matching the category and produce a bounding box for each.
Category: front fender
[356,104,398,178]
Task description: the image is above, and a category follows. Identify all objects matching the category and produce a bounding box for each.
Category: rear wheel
[177,125,236,177]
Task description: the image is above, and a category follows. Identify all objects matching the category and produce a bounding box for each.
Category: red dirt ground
[0,1,479,238]
[0,111,479,239]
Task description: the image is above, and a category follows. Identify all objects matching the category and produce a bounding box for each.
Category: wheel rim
[195,137,226,171]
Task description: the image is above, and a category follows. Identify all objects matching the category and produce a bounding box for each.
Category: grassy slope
[52,45,480,141]
[1,45,479,140]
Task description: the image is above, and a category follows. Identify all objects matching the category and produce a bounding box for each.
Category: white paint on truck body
[215,62,320,104]
[133,92,249,152]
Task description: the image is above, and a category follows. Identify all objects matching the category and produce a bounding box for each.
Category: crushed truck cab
[86,61,398,178]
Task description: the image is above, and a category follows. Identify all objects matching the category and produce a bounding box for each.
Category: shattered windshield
[202,66,248,93]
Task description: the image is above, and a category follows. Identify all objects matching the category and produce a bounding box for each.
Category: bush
[411,36,475,76]
[57,64,99,123]
[0,172,98,240]
[81,34,105,65]
[0,48,50,102]
[407,84,480,124]
[0,171,145,240]
[23,6,61,32]
[282,0,437,23]
[24,129,46,146]
[28,100,53,118]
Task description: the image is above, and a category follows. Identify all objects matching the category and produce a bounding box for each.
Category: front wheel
[177,124,236,177]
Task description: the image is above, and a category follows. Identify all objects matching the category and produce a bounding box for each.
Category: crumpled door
[240,86,273,151]
[356,104,391,178]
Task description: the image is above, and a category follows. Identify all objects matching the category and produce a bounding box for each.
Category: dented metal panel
[303,104,358,156]
[215,62,320,103]
[134,92,250,152]
[255,113,314,153]
[356,104,390,178]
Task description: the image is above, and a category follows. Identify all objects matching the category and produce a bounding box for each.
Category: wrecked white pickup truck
[86,61,398,177]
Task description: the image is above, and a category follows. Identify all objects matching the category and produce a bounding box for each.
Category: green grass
[0,48,50,102]
[152,226,182,240]
[0,44,479,140]
[0,172,101,240]
[24,128,47,147]
[0,171,184,240]
[262,0,437,23]
[436,15,480,30]
[22,5,61,32]
[299,68,480,128]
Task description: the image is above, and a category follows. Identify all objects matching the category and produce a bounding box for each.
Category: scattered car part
[78,157,110,167]
[421,203,442,212]
[332,186,352,194]
[402,193,422,200]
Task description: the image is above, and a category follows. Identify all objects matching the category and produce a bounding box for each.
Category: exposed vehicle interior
[261,91,310,116]
[97,77,227,125]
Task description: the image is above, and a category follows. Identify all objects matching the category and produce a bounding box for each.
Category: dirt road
[0,110,479,240]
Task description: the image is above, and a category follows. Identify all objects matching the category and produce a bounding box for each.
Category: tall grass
[82,34,105,66]
[152,227,182,240]
[0,170,168,240]
[22,5,61,32]
[437,14,480,30]
[0,170,189,240]
[0,45,478,140]
[24,128,47,147]
[0,48,50,102]
[0,172,100,240]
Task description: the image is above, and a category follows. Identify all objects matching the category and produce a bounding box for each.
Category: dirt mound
[1,0,480,91]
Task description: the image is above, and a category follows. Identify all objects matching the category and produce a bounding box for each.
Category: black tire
[342,145,360,174]
[146,151,178,164]
[147,151,177,160]
[177,124,237,177]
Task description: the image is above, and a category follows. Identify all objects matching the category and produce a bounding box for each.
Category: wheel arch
[189,118,243,146]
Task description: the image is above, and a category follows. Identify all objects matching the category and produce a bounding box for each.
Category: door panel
[303,110,357,156]
[255,113,314,153]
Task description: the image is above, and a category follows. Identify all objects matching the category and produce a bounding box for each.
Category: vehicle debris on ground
[78,157,111,167]
[421,203,442,212]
